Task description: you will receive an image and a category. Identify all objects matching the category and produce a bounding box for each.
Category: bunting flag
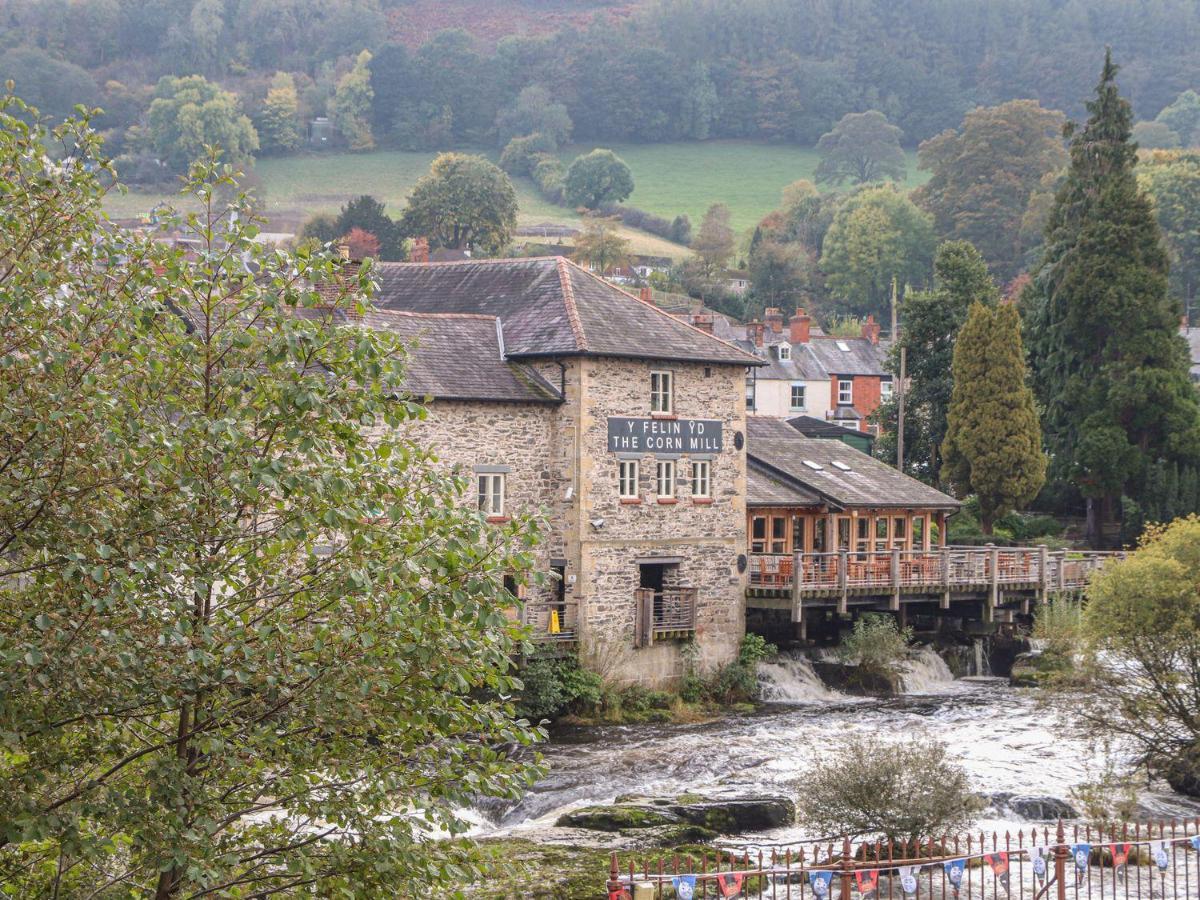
[1029,846,1048,882]
[983,852,1011,895]
[717,872,744,898]
[809,870,835,898]
[1152,840,1170,870]
[1071,843,1092,884]
[608,891,631,900]
[943,859,966,897]
[897,865,920,897]
[855,868,880,900]
[1191,836,1200,852]
[1110,842,1131,879]
[672,875,697,900]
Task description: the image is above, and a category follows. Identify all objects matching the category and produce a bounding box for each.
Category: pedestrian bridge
[746,545,1123,622]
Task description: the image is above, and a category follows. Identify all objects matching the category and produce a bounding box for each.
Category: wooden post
[1056,549,1066,593]
[940,547,951,610]
[889,547,900,611]
[838,548,849,614]
[988,543,999,610]
[791,550,803,623]
[1038,544,1049,603]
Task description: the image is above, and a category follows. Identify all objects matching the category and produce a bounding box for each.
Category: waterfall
[972,639,992,677]
[758,652,843,703]
[900,646,957,693]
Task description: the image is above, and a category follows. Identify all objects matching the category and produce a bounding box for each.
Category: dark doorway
[639,563,666,593]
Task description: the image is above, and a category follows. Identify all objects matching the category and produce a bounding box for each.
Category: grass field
[103,140,925,259]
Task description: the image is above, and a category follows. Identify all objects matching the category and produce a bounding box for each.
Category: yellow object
[548,609,561,634]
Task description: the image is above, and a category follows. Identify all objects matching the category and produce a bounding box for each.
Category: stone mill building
[366,257,761,685]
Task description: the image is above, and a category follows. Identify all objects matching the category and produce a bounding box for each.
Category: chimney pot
[861,314,881,345]
[639,286,653,303]
[748,320,765,348]
[789,308,812,344]
[411,237,430,265]
[764,306,784,333]
[692,313,714,334]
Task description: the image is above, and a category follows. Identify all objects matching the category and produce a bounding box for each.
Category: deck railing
[521,600,579,643]
[633,587,698,647]
[748,545,1124,599]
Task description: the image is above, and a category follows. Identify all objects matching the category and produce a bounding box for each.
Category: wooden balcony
[521,600,579,655]
[747,546,1124,619]
[633,587,697,647]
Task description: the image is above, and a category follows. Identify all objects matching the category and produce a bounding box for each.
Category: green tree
[942,302,1045,532]
[0,47,99,123]
[681,61,718,140]
[495,84,572,148]
[819,184,935,319]
[747,237,814,310]
[255,71,301,155]
[691,202,736,277]
[1156,89,1200,147]
[400,152,518,254]
[330,48,375,151]
[1139,150,1200,309]
[146,74,258,172]
[814,110,906,186]
[0,103,543,895]
[1133,120,1181,149]
[564,148,634,209]
[572,216,630,273]
[1025,53,1200,547]
[311,194,406,261]
[915,100,1067,280]
[881,241,999,483]
[1065,517,1200,796]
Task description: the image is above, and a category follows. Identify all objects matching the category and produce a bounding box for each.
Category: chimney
[692,312,714,334]
[747,320,765,348]
[411,237,430,264]
[764,307,784,333]
[861,314,881,345]
[639,286,653,304]
[789,307,812,344]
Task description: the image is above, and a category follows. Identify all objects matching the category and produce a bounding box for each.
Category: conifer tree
[1024,51,1200,546]
[942,302,1045,533]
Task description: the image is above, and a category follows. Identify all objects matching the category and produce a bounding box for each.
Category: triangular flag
[1030,846,1048,882]
[943,859,966,897]
[1110,842,1131,877]
[1191,836,1200,852]
[672,875,697,900]
[855,869,880,899]
[984,852,1011,895]
[897,865,920,897]
[717,872,744,898]
[809,870,835,898]
[1151,840,1170,870]
[1071,844,1092,884]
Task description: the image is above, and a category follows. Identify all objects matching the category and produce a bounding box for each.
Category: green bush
[514,657,602,721]
[837,613,912,675]
[499,132,554,176]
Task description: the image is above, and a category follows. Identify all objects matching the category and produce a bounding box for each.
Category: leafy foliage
[795,735,982,843]
[1139,150,1200,308]
[330,48,375,151]
[942,302,1045,531]
[1024,53,1200,546]
[572,217,631,273]
[0,101,543,895]
[564,148,634,209]
[691,203,736,277]
[145,74,258,172]
[256,71,302,155]
[514,657,603,722]
[813,110,906,186]
[1155,89,1200,147]
[836,614,912,676]
[495,84,573,149]
[399,152,518,254]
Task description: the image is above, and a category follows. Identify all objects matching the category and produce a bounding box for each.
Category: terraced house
[365,257,761,686]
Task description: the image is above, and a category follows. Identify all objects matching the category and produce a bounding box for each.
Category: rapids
[475,647,1200,841]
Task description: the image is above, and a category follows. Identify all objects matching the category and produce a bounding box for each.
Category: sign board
[607,417,723,454]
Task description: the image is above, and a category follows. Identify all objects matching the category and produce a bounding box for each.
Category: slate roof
[747,416,959,511]
[747,464,822,507]
[786,415,872,441]
[357,309,562,403]
[373,257,759,366]
[713,320,890,379]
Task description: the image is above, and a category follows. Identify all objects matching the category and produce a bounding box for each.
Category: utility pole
[891,277,906,473]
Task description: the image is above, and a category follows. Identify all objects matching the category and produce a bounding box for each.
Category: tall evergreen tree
[1025,52,1200,546]
[942,302,1046,533]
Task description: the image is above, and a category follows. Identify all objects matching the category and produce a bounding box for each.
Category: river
[475,648,1200,843]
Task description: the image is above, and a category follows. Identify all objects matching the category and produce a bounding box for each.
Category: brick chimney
[747,320,765,348]
[692,313,714,334]
[639,286,653,303]
[789,307,812,344]
[764,307,784,333]
[410,237,429,264]
[861,314,881,345]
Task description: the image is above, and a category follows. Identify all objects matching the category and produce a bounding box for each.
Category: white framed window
[619,460,639,499]
[881,379,894,401]
[690,459,711,498]
[651,370,673,413]
[778,343,791,361]
[477,473,505,517]
[790,382,806,410]
[656,460,675,499]
[837,378,853,405]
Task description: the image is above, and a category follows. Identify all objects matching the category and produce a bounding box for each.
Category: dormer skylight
[836,340,851,351]
[802,460,824,470]
[832,461,852,471]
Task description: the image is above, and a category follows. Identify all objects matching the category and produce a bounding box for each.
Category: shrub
[499,132,554,176]
[515,657,603,721]
[530,154,566,204]
[794,735,983,843]
[837,613,911,675]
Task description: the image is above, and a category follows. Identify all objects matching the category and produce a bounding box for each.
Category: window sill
[650,412,678,420]
[656,497,678,505]
[691,498,714,505]
[485,515,511,524]
[620,498,642,505]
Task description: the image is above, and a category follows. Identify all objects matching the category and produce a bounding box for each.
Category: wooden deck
[747,546,1123,621]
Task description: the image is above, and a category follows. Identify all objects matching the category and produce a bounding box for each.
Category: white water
[478,652,1200,840]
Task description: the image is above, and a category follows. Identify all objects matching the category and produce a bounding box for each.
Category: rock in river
[556,793,795,835]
